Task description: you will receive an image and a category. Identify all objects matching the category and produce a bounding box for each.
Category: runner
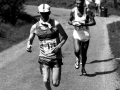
[26,4,68,90]
[68,0,96,76]
[85,0,93,9]
[95,0,101,16]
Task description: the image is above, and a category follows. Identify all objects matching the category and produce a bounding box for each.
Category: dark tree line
[0,0,26,25]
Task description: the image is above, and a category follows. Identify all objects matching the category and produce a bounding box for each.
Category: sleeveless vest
[73,7,89,31]
[35,18,62,59]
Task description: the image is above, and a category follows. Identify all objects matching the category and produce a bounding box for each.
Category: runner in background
[85,0,93,9]
[68,0,96,76]
[27,3,68,90]
[95,0,101,16]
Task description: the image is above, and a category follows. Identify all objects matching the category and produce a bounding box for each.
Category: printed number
[40,42,57,50]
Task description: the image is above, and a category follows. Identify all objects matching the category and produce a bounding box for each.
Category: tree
[0,0,26,25]
[114,0,118,9]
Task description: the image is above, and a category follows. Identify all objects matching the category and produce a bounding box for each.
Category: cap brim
[39,10,50,12]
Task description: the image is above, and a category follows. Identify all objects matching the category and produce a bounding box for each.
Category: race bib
[39,39,57,55]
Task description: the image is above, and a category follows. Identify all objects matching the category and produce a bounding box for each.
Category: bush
[0,0,26,25]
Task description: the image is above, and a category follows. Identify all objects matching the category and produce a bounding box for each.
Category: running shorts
[38,56,63,67]
[73,29,90,42]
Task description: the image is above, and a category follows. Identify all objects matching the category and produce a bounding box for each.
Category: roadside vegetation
[108,21,120,58]
[0,0,120,53]
[0,0,37,52]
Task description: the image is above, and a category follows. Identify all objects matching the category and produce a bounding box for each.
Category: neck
[77,7,84,14]
[40,17,50,22]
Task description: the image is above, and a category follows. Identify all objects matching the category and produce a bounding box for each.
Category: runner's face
[40,12,50,21]
[75,0,84,8]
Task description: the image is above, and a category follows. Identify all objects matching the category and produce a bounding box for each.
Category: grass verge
[107,21,120,58]
[0,13,38,52]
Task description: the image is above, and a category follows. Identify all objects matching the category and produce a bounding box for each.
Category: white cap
[38,4,50,12]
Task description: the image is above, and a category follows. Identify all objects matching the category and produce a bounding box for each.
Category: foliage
[0,0,26,25]
[25,0,120,10]
[25,0,75,8]
[0,23,32,52]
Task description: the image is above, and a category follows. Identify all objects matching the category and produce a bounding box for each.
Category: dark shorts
[38,57,63,68]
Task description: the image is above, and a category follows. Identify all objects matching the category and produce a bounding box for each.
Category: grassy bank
[107,21,120,58]
[0,12,38,52]
[0,24,31,52]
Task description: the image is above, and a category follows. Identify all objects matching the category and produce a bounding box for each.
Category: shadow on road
[82,58,120,77]
[85,66,119,77]
[87,58,115,64]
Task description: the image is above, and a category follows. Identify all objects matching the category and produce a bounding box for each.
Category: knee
[82,55,87,60]
[52,81,60,87]
[74,49,80,54]
[43,78,50,84]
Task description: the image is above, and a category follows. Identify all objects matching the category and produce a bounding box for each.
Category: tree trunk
[114,0,118,9]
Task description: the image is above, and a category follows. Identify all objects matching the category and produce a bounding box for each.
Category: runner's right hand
[72,21,81,26]
[26,45,32,53]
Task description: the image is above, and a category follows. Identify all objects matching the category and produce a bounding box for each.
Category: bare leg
[95,3,101,16]
[98,5,101,16]
[95,4,98,16]
[52,66,61,87]
[81,40,89,75]
[42,65,52,90]
[39,63,43,75]
[73,38,81,59]
[73,38,82,69]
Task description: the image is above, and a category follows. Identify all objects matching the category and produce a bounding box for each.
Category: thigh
[42,64,50,81]
[81,40,89,55]
[73,38,81,51]
[52,66,61,83]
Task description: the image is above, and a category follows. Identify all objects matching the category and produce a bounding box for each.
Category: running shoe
[81,68,87,76]
[75,58,80,69]
[80,61,82,65]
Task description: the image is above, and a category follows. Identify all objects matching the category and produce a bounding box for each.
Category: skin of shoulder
[30,23,37,34]
[68,7,76,25]
[54,20,60,26]
[54,19,68,39]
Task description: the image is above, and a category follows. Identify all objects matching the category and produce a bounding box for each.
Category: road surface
[0,5,120,90]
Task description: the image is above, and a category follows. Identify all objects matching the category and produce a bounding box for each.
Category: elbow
[65,35,68,41]
[68,21,72,25]
[93,22,96,25]
[90,21,96,26]
[92,20,96,25]
[66,35,68,40]
[94,21,96,25]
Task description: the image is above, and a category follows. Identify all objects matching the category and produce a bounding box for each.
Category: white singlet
[72,7,90,42]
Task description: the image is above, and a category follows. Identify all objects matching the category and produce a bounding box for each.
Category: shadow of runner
[84,66,119,77]
[87,58,115,64]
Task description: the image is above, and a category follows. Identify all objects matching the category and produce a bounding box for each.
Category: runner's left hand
[52,45,61,53]
[26,45,32,53]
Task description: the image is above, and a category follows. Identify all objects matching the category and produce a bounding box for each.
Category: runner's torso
[72,7,89,31]
[71,7,95,41]
[34,18,62,59]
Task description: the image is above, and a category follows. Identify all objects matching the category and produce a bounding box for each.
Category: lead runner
[26,3,68,90]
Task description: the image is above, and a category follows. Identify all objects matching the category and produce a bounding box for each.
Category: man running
[68,0,96,76]
[27,3,68,90]
[95,0,101,16]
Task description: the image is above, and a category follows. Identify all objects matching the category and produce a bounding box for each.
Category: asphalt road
[0,5,120,90]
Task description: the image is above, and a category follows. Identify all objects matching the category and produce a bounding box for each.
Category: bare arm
[26,24,36,52]
[57,23,68,48]
[84,10,96,26]
[68,9,74,25]
[53,22,68,53]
